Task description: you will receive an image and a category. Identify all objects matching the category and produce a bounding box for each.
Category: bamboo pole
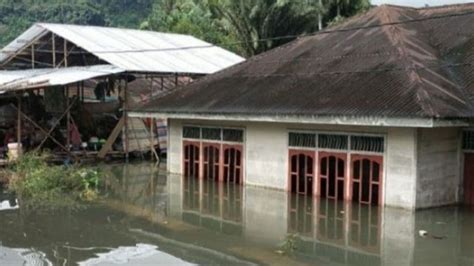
[66,86,70,152]
[31,44,35,69]
[52,33,56,67]
[124,80,129,162]
[63,39,68,67]
[16,94,22,157]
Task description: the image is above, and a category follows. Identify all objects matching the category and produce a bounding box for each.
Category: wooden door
[223,145,243,184]
[318,152,346,200]
[289,150,315,195]
[183,141,200,179]
[203,143,220,181]
[351,155,383,205]
[464,153,474,205]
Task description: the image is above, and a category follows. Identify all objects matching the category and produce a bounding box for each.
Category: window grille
[223,129,244,142]
[350,136,384,153]
[289,132,316,148]
[183,126,200,139]
[463,131,474,150]
[318,134,348,150]
[202,127,221,140]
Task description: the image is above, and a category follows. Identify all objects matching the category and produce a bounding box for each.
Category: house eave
[128,112,470,128]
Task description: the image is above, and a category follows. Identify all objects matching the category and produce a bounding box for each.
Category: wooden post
[66,86,70,152]
[31,44,35,69]
[16,94,21,157]
[52,33,56,67]
[63,39,68,67]
[150,118,154,161]
[124,80,129,162]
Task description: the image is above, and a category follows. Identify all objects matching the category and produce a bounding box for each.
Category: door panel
[464,153,474,205]
[223,145,243,184]
[289,150,315,195]
[203,143,220,181]
[183,141,200,179]
[318,152,346,200]
[351,155,383,205]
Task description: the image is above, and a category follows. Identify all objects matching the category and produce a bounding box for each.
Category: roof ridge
[35,22,194,38]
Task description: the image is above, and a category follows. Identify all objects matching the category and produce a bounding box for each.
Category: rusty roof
[135,4,474,119]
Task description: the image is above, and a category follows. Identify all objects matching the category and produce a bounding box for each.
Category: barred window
[318,134,348,150]
[223,129,244,142]
[289,132,316,148]
[183,126,200,139]
[351,136,384,153]
[202,127,221,140]
[463,131,474,150]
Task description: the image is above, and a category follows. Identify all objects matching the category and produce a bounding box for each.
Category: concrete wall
[167,119,423,209]
[416,128,461,208]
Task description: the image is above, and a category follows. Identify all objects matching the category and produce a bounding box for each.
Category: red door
[289,150,315,195]
[464,153,474,205]
[351,155,383,205]
[183,141,200,179]
[223,145,243,184]
[318,152,346,200]
[203,143,220,181]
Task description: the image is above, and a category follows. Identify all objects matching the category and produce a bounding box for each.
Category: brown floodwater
[1,162,474,266]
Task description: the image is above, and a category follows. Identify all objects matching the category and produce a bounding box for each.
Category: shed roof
[135,3,474,120]
[0,23,244,74]
[0,64,124,92]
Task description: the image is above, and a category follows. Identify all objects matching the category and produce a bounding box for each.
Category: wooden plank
[98,116,125,159]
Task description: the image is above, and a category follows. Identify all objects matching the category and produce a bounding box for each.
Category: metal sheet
[0,23,245,74]
[0,65,124,92]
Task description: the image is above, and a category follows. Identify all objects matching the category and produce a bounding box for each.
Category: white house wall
[416,128,461,208]
[167,119,430,209]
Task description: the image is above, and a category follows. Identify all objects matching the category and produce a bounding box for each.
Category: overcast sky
[371,0,473,7]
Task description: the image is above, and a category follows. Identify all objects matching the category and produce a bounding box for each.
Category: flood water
[1,163,474,266]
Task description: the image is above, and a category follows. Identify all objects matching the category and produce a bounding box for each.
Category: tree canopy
[0,0,371,56]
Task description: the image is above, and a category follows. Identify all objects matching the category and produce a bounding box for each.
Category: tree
[209,0,319,56]
[140,0,239,53]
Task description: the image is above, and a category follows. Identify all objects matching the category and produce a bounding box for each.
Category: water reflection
[1,163,474,266]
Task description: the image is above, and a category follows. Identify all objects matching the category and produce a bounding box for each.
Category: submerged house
[0,23,243,160]
[130,3,474,210]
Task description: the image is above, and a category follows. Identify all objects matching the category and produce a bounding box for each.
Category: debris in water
[418,230,447,240]
[274,250,285,255]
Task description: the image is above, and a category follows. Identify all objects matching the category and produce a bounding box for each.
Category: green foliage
[0,0,371,55]
[0,0,153,46]
[8,153,104,210]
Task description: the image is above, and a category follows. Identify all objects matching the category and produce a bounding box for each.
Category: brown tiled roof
[137,4,474,119]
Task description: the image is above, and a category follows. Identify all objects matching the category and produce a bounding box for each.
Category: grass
[7,152,104,211]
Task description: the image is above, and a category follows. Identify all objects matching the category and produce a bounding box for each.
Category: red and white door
[183,141,200,179]
[223,145,243,184]
[202,143,220,181]
[351,155,383,205]
[289,150,315,195]
[318,152,346,200]
[464,153,474,206]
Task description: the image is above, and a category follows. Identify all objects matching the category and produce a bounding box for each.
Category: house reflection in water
[102,164,417,265]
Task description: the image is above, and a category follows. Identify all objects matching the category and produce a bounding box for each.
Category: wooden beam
[52,33,56,67]
[16,94,22,157]
[63,39,68,67]
[98,117,125,159]
[31,44,35,69]
[66,86,70,152]
[124,80,129,161]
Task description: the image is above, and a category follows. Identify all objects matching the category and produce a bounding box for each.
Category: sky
[371,0,473,7]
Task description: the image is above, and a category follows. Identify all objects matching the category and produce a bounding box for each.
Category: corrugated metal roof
[135,3,474,119]
[0,64,124,92]
[0,23,244,74]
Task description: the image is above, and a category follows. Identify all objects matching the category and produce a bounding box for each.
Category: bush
[8,152,103,210]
